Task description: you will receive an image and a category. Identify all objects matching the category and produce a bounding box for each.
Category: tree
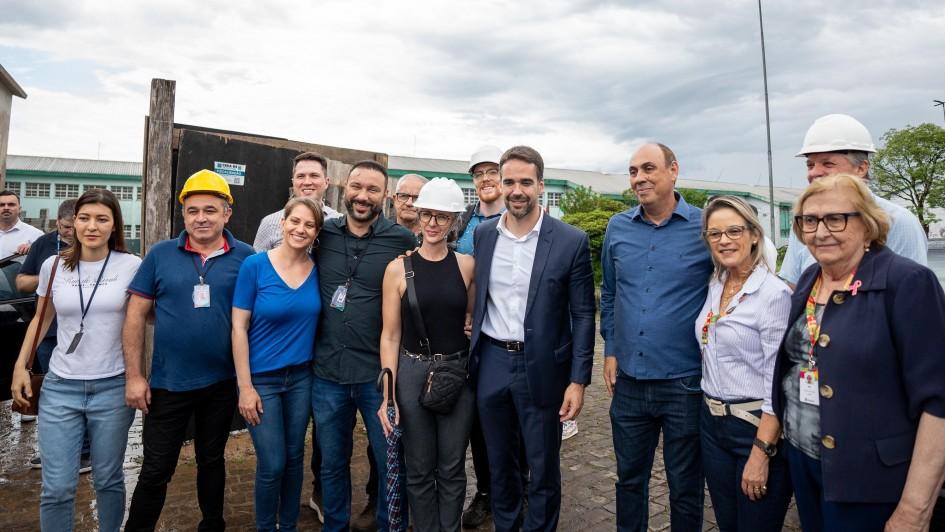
[562,209,622,285]
[871,123,945,235]
[561,185,627,215]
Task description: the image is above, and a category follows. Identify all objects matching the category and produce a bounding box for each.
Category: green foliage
[561,185,630,215]
[678,188,710,208]
[871,123,945,234]
[562,209,622,285]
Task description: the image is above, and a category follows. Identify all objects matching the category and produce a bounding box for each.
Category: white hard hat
[468,145,504,173]
[796,114,876,157]
[412,177,466,213]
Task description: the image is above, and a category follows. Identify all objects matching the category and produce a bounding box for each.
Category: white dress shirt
[694,265,792,414]
[481,211,544,342]
[0,219,44,259]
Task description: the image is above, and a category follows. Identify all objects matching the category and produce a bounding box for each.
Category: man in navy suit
[469,145,596,532]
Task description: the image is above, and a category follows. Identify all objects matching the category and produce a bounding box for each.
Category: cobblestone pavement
[1,345,801,531]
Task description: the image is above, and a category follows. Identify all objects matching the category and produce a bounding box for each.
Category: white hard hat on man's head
[468,145,504,173]
[411,177,466,213]
[796,114,877,157]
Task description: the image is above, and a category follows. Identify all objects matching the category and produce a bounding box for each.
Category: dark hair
[348,160,389,191]
[0,189,20,202]
[293,152,328,174]
[62,189,127,271]
[499,145,544,181]
[655,143,677,167]
[57,199,78,220]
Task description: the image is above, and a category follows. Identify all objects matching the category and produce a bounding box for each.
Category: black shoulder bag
[404,255,468,415]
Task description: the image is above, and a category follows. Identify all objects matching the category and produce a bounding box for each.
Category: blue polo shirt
[128,229,254,391]
[600,194,713,379]
[456,202,503,256]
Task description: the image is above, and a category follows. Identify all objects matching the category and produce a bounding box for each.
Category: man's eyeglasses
[419,211,452,226]
[703,225,747,242]
[794,212,861,233]
[471,168,500,180]
[394,193,419,204]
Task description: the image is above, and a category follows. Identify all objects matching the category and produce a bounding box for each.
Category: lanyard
[700,281,748,346]
[804,271,856,366]
[190,253,220,285]
[76,250,112,332]
[342,229,375,288]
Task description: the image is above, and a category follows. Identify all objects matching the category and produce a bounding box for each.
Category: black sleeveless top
[400,251,468,355]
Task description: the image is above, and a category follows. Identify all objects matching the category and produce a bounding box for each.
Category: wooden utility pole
[142,79,176,254]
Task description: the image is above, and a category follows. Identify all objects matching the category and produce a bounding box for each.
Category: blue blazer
[469,215,596,408]
[772,245,945,503]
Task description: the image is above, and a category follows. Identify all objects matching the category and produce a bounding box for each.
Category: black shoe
[350,498,377,532]
[462,492,492,529]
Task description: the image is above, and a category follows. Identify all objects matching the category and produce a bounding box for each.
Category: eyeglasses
[703,225,747,242]
[394,193,419,204]
[419,211,452,226]
[471,168,500,180]
[794,212,861,233]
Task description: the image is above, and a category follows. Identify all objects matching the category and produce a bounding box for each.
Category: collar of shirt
[0,219,29,235]
[708,265,769,312]
[496,209,544,242]
[629,192,694,226]
[475,201,505,220]
[180,230,233,264]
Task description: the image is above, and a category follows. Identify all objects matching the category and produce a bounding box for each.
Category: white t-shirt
[0,219,44,260]
[37,251,141,380]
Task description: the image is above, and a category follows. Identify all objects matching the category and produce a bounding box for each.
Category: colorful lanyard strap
[700,291,747,346]
[804,271,856,366]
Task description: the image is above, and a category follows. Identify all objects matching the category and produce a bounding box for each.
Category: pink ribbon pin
[850,280,862,296]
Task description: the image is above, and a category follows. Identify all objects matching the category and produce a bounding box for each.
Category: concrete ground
[1,349,801,531]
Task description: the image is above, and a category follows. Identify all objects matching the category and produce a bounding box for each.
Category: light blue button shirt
[779,194,928,284]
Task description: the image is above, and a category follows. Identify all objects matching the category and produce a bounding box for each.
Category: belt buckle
[508,341,523,352]
[707,398,726,417]
[433,353,443,361]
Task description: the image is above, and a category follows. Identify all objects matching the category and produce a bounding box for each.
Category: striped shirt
[252,203,342,252]
[694,266,791,414]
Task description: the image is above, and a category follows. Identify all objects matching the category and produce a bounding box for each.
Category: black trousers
[125,379,237,532]
[311,414,379,501]
[470,409,530,496]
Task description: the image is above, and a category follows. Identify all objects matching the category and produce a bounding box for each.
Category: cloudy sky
[2,0,944,189]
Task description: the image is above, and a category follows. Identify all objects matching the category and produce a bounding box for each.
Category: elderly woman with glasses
[772,174,945,531]
[695,196,794,531]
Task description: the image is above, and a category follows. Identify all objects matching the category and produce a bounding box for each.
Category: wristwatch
[753,438,777,457]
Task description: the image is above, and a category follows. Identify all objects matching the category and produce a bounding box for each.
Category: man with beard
[312,161,416,532]
[469,146,595,531]
[456,146,505,256]
[392,173,428,239]
[0,189,43,259]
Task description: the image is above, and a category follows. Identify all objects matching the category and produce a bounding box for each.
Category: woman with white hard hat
[377,177,476,532]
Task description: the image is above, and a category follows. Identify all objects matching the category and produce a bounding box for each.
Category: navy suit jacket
[469,215,596,408]
[772,245,945,503]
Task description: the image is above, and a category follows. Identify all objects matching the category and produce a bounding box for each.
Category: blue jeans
[700,399,792,532]
[311,376,390,532]
[610,372,704,532]
[786,443,897,532]
[37,371,134,532]
[246,364,313,532]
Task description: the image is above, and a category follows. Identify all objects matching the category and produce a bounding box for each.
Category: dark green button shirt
[314,214,416,384]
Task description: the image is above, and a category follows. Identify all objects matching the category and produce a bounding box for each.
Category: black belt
[485,335,524,352]
[400,348,467,362]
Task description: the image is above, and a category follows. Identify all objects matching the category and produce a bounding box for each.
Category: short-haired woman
[11,189,141,532]
[773,174,945,531]
[232,197,323,532]
[695,196,793,531]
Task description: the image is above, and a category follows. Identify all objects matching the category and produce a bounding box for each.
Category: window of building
[55,183,80,199]
[134,224,141,238]
[111,185,135,201]
[4,181,20,194]
[779,205,792,239]
[462,187,478,206]
[83,184,104,193]
[136,186,143,200]
[25,182,51,198]
[546,192,562,208]
[124,225,133,238]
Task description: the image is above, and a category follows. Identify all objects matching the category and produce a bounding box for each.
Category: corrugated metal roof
[7,155,142,176]
[390,155,803,203]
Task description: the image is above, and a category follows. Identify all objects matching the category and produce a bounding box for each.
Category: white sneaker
[562,420,579,441]
[20,414,37,422]
[308,494,324,524]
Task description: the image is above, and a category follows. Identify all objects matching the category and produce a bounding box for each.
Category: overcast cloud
[2,0,944,188]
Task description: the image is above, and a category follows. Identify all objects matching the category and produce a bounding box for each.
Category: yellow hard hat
[178,169,234,205]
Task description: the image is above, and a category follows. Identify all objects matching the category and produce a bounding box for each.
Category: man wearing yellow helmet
[124,170,255,532]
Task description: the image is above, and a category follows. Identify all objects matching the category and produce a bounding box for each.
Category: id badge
[65,331,84,354]
[799,366,819,406]
[193,284,211,308]
[330,284,348,311]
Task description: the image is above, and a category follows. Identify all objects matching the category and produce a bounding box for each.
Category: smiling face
[74,202,115,252]
[705,207,756,274]
[182,194,232,245]
[800,188,868,269]
[280,203,320,250]
[500,158,543,220]
[805,152,869,183]
[418,209,454,244]
[343,167,386,223]
[292,159,329,199]
[629,144,678,210]
[472,162,502,203]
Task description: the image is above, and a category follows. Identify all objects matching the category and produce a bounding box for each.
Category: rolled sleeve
[127,250,157,299]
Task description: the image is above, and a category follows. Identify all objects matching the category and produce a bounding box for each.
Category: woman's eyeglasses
[703,225,747,242]
[794,212,861,233]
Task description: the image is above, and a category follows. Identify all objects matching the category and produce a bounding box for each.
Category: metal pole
[935,100,945,124]
[758,0,777,238]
